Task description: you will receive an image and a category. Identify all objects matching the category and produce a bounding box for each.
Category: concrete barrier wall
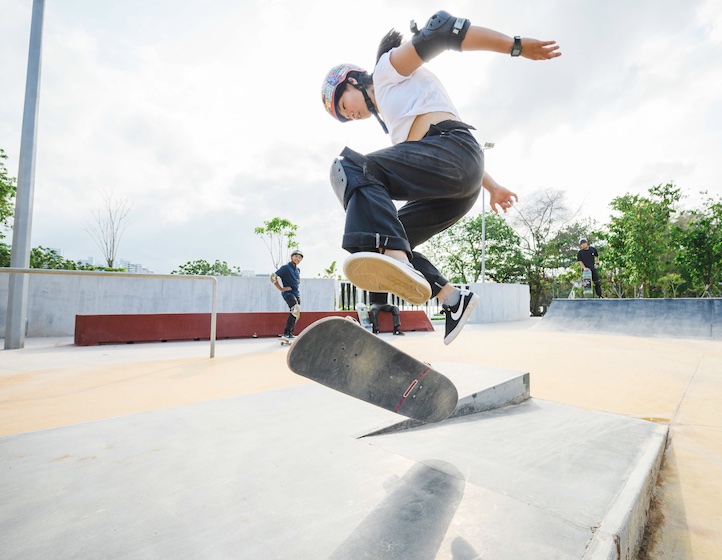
[469,282,531,324]
[540,298,722,340]
[0,274,530,337]
[0,275,335,337]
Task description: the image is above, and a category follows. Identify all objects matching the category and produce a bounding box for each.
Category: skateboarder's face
[291,254,303,265]
[580,242,589,249]
[337,79,371,122]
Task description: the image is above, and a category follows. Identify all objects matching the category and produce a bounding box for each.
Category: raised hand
[521,39,561,61]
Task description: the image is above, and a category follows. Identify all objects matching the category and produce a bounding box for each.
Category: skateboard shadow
[328,460,465,560]
[450,537,483,559]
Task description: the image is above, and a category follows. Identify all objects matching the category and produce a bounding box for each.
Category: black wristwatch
[510,36,522,57]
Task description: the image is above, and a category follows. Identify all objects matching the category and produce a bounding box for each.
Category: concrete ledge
[583,424,669,560]
[74,311,433,346]
[360,363,531,437]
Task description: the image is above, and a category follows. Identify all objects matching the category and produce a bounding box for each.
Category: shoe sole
[343,253,432,305]
[443,293,479,346]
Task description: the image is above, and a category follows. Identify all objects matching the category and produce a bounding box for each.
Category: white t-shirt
[373,50,460,145]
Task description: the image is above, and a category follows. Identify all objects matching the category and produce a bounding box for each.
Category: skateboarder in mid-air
[271,249,304,340]
[322,10,561,345]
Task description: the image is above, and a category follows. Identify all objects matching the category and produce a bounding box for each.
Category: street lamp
[5,0,45,350]
[481,142,495,284]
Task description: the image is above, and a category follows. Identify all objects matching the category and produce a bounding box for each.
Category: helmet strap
[352,82,389,134]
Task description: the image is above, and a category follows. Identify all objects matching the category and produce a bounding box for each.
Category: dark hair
[334,70,373,108]
[376,29,404,63]
[332,29,402,110]
[348,70,373,87]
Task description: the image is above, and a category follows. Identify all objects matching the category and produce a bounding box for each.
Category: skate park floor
[1,318,721,558]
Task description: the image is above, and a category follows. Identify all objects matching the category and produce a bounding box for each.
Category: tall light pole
[481,142,495,284]
[5,0,45,349]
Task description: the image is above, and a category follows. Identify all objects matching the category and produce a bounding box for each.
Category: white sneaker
[343,253,432,305]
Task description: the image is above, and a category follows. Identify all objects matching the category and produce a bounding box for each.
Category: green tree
[2,244,121,271]
[556,267,584,299]
[254,217,299,270]
[482,213,526,283]
[0,148,16,229]
[673,195,722,296]
[603,183,682,297]
[1,148,17,264]
[0,241,10,267]
[423,213,524,284]
[30,247,78,269]
[318,260,341,279]
[172,259,241,276]
[659,273,685,298]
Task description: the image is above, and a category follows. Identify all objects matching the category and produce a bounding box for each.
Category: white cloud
[2,0,721,276]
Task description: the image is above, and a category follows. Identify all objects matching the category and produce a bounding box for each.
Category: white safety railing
[337,280,470,318]
[1,268,218,358]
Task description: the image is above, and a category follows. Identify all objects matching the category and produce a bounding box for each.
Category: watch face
[511,36,522,56]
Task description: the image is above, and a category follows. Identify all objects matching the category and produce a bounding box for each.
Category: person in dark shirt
[577,238,602,297]
[271,249,303,339]
[368,292,404,335]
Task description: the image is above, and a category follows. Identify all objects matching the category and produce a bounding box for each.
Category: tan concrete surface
[0,339,310,436]
[1,319,721,558]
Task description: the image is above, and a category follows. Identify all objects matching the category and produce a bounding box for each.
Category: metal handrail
[1,268,218,358]
[336,281,445,317]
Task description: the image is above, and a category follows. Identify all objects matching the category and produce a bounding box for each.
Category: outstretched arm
[460,27,561,60]
[390,20,560,76]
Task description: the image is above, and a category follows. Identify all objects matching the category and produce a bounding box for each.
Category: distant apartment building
[117,259,153,274]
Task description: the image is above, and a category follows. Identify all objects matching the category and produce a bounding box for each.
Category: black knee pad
[410,10,471,62]
[332,148,388,209]
[330,158,348,208]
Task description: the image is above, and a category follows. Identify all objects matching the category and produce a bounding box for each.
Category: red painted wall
[74,311,434,346]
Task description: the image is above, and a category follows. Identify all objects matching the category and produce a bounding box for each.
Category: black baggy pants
[282,293,299,335]
[590,267,603,297]
[369,303,401,332]
[335,121,484,297]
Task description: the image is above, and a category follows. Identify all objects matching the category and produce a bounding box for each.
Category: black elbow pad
[410,10,471,62]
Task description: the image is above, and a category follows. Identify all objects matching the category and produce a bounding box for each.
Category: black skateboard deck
[286,317,458,423]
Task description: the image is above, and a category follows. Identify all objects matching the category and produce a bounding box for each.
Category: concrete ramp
[0,363,666,560]
[539,298,722,339]
[361,362,530,437]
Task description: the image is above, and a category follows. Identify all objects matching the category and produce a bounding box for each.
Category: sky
[1,0,721,277]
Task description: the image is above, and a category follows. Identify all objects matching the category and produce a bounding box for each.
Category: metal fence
[336,281,447,317]
[1,268,218,357]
